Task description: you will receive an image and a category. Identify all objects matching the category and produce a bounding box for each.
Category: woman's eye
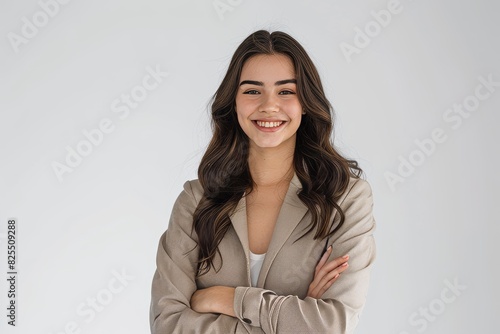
[243,90,260,95]
[279,90,295,95]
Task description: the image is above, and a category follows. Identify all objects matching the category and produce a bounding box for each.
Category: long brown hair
[193,30,362,277]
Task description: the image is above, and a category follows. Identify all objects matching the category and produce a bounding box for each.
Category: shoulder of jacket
[182,178,204,203]
[338,177,373,206]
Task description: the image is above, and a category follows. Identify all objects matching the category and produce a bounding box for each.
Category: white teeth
[256,121,283,128]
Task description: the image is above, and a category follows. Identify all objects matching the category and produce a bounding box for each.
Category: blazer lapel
[257,173,308,287]
[229,194,252,286]
[229,173,309,288]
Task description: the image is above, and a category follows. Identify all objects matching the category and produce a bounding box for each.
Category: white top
[249,250,266,287]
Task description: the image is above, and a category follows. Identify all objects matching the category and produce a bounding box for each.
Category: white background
[1,0,499,333]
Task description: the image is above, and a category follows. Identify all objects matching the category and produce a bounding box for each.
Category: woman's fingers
[316,272,341,297]
[314,254,349,283]
[315,246,332,276]
[308,253,350,298]
[308,263,347,298]
[316,261,348,289]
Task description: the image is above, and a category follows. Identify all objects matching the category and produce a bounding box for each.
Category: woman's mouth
[254,120,285,128]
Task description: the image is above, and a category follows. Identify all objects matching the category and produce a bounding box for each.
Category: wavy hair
[193,30,362,277]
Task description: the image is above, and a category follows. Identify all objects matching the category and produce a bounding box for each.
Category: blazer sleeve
[232,178,376,334]
[150,181,255,334]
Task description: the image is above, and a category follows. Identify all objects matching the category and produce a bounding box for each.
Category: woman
[150,30,376,333]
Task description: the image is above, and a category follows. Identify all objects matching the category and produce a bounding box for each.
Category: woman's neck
[248,144,295,188]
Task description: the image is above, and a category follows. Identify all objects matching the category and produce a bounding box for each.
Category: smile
[255,121,284,128]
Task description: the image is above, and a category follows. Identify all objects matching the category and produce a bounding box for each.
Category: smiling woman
[150,30,377,334]
[236,54,303,150]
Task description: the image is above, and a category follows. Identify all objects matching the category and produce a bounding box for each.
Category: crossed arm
[190,246,350,316]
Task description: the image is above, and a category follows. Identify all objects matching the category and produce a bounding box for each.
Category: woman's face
[235,54,303,151]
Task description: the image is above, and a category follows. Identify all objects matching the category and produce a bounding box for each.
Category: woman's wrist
[212,286,236,317]
[191,286,236,317]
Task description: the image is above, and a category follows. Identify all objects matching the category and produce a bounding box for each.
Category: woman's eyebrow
[239,79,297,86]
[275,79,297,86]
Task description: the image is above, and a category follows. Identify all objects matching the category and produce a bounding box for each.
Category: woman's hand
[307,246,349,299]
[191,286,236,317]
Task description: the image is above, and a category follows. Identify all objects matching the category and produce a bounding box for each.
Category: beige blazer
[150,174,376,333]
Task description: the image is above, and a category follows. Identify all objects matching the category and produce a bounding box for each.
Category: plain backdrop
[1,0,499,333]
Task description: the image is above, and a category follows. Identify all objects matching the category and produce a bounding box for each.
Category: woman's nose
[259,93,279,113]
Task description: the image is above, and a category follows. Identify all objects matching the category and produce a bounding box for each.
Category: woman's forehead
[240,54,295,82]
